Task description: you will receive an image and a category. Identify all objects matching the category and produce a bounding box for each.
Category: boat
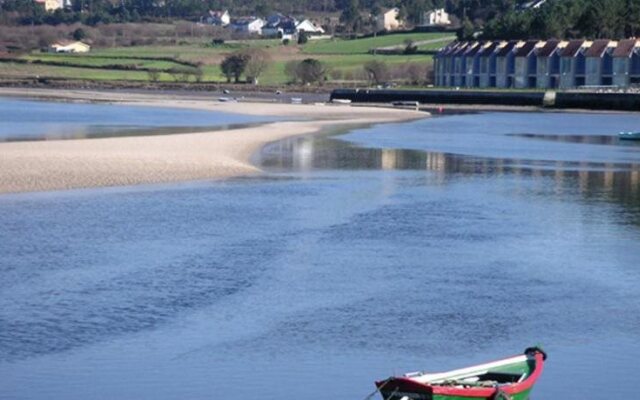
[619,131,640,140]
[374,347,546,400]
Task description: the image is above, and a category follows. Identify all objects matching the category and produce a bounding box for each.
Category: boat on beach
[374,347,546,400]
[619,131,640,140]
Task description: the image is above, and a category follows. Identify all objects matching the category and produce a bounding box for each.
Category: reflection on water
[1,122,267,142]
[260,133,640,210]
[508,132,640,146]
[0,97,276,141]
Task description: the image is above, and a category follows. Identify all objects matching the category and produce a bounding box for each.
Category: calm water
[0,97,275,141]
[1,108,640,399]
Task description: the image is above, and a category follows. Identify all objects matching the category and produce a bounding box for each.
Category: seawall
[330,89,640,111]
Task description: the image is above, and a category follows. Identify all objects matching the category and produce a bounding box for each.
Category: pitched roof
[440,42,464,56]
[560,40,585,57]
[496,41,518,57]
[478,41,500,57]
[584,39,611,57]
[612,39,638,57]
[465,41,486,57]
[451,42,472,56]
[515,40,538,57]
[536,39,560,57]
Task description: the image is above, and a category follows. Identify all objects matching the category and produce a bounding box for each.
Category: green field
[0,33,442,85]
[302,32,452,54]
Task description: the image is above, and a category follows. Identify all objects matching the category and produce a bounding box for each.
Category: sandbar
[0,88,426,194]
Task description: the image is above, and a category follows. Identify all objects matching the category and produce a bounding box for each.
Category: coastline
[0,88,427,194]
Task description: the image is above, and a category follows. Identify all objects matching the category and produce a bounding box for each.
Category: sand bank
[0,88,426,194]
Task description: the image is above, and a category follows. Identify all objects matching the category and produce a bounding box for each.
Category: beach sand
[0,88,426,194]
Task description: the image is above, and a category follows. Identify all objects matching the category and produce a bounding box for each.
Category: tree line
[477,0,640,40]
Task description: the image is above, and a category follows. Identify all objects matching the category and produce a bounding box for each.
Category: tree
[457,16,474,40]
[295,58,327,85]
[363,60,389,85]
[220,51,250,83]
[244,49,271,84]
[340,0,360,33]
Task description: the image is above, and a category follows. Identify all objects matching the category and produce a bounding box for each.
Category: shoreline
[0,88,427,194]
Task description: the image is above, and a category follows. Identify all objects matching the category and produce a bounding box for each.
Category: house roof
[465,41,486,57]
[584,39,611,57]
[496,41,518,57]
[231,17,262,25]
[514,40,538,57]
[478,41,500,57]
[560,40,585,57]
[440,42,463,56]
[612,39,638,57]
[450,42,471,57]
[536,39,560,57]
[51,40,89,47]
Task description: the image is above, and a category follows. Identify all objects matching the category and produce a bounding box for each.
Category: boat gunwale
[376,351,545,398]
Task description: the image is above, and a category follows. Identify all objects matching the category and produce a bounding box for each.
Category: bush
[297,31,308,45]
[72,27,86,41]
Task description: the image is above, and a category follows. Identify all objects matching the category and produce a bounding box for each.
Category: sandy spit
[0,88,427,194]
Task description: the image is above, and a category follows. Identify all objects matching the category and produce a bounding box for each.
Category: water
[1,108,640,399]
[0,97,275,141]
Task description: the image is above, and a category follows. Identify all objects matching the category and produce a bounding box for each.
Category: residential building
[35,0,62,12]
[230,17,265,34]
[536,40,562,89]
[585,39,615,86]
[376,8,401,31]
[559,40,586,88]
[422,8,451,26]
[435,39,640,89]
[204,10,230,26]
[612,39,640,87]
[262,16,297,38]
[478,42,500,88]
[48,41,91,53]
[495,41,517,88]
[296,19,324,35]
[514,40,540,88]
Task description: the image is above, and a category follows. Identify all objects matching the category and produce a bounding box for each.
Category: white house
[230,17,265,34]
[375,8,401,31]
[35,0,62,11]
[296,19,324,35]
[204,10,230,26]
[422,8,451,26]
[48,41,91,53]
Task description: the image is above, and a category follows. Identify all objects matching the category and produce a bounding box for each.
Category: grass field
[1,33,447,86]
[302,32,452,54]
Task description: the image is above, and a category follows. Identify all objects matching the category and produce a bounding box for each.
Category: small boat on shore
[619,131,640,140]
[375,347,546,400]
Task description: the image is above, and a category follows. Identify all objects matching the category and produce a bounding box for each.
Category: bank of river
[1,107,640,399]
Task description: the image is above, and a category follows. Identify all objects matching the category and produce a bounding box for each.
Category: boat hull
[376,348,545,400]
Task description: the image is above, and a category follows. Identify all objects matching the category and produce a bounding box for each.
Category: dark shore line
[331,89,640,112]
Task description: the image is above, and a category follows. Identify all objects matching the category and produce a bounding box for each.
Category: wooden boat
[375,347,546,400]
[619,131,640,140]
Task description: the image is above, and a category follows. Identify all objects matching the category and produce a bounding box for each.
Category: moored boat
[375,347,546,400]
[619,131,640,140]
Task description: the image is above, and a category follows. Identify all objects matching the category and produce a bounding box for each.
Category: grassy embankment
[0,32,452,86]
